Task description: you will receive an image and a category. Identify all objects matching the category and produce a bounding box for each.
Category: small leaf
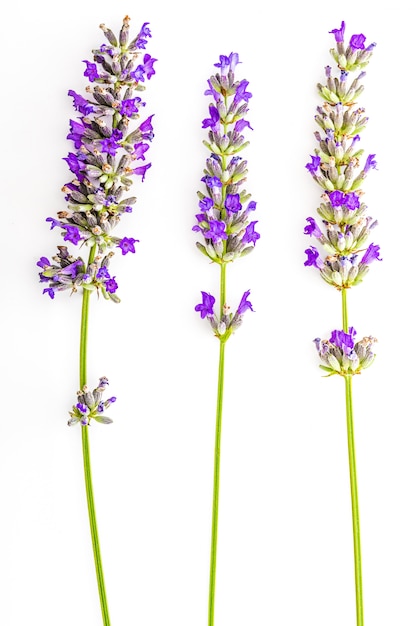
[94,415,113,425]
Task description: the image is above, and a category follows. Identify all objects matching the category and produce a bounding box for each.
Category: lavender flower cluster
[68,377,116,426]
[304,21,380,290]
[37,16,156,301]
[194,53,259,338]
[314,328,376,376]
[195,289,254,337]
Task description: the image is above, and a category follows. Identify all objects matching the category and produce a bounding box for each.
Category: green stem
[342,287,364,626]
[219,263,226,310]
[79,245,111,626]
[342,287,348,332]
[345,375,364,626]
[208,262,227,626]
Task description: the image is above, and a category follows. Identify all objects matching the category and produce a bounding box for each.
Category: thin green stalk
[342,287,364,626]
[342,287,348,331]
[345,374,364,626]
[208,262,227,626]
[79,245,111,626]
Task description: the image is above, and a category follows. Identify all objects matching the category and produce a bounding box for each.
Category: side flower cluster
[68,377,116,426]
[37,246,120,302]
[314,328,376,376]
[304,21,380,290]
[38,16,156,301]
[194,53,259,336]
[195,289,253,339]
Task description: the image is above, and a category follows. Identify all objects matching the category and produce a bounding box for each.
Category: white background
[1,1,415,625]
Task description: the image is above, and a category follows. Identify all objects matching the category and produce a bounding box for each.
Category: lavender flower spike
[305,23,379,291]
[195,53,258,339]
[39,15,156,302]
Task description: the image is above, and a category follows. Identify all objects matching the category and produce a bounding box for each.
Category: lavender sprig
[304,22,377,626]
[36,17,156,626]
[194,53,258,626]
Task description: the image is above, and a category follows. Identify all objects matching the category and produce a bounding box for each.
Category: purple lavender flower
[205,220,228,243]
[236,290,254,315]
[132,163,152,181]
[364,154,377,173]
[195,292,215,319]
[117,237,140,255]
[119,97,142,117]
[63,225,83,245]
[202,105,220,130]
[304,247,323,269]
[139,115,155,139]
[83,60,100,82]
[142,54,157,79]
[199,197,214,212]
[131,54,157,81]
[350,34,366,50]
[360,243,381,265]
[328,190,345,207]
[105,277,118,293]
[330,327,356,351]
[100,136,120,156]
[202,175,222,189]
[68,90,94,115]
[241,222,260,246]
[43,287,55,299]
[329,21,345,43]
[132,142,150,160]
[234,80,252,104]
[128,22,152,50]
[225,194,242,214]
[304,217,323,238]
[37,257,51,270]
[214,52,240,74]
[96,266,110,280]
[305,155,321,174]
[234,119,253,133]
[344,193,360,211]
